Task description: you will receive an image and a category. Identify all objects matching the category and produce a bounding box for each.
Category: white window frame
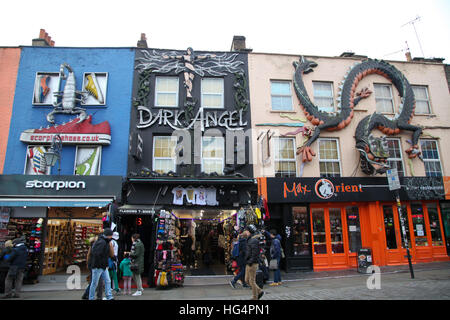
[412,85,432,115]
[386,138,404,176]
[152,136,177,174]
[318,138,342,178]
[201,78,224,109]
[273,137,297,177]
[154,76,179,108]
[313,81,335,113]
[374,83,395,114]
[74,146,102,175]
[24,145,52,175]
[270,80,293,111]
[201,136,225,174]
[420,139,443,177]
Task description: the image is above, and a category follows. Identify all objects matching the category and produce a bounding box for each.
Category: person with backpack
[88,228,115,300]
[130,233,145,296]
[244,225,265,300]
[229,233,249,289]
[2,235,28,299]
[82,236,104,300]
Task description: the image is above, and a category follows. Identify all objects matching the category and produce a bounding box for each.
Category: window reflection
[312,208,326,254]
[411,203,428,247]
[292,207,311,256]
[329,208,344,254]
[346,206,362,253]
[383,205,397,249]
[427,203,443,246]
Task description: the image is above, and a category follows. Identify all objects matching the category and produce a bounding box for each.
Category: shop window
[318,138,341,178]
[374,83,394,113]
[412,86,431,115]
[155,76,179,107]
[273,137,297,177]
[383,205,397,249]
[399,205,412,249]
[313,81,334,113]
[202,136,224,174]
[292,207,310,256]
[386,138,404,177]
[427,203,443,246]
[346,206,362,253]
[420,139,442,177]
[74,146,102,175]
[201,78,224,108]
[411,203,428,246]
[329,208,344,254]
[312,208,327,254]
[153,136,177,174]
[270,80,293,111]
[24,145,51,175]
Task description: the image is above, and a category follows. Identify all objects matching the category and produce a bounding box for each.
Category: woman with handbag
[268,230,283,286]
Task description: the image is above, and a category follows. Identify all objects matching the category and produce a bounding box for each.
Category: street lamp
[44,134,62,175]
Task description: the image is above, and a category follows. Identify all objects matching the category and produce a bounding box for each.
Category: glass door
[311,208,327,255]
[439,203,450,256]
[291,206,313,270]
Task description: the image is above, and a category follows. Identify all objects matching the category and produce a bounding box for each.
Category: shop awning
[0,198,114,208]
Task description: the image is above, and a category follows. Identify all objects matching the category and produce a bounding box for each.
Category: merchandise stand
[153,210,184,289]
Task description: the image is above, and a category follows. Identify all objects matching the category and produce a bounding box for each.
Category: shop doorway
[289,207,313,271]
[439,203,450,256]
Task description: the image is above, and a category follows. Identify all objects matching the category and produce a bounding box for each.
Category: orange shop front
[258,177,449,272]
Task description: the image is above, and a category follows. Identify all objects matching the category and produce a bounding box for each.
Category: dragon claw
[356,87,372,99]
[297,146,316,162]
[405,146,421,159]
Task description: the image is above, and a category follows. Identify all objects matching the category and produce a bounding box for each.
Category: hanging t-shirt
[172,187,185,205]
[195,187,207,205]
[205,187,218,206]
[185,187,196,204]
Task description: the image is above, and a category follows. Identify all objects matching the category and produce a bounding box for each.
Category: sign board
[357,248,373,274]
[386,169,401,191]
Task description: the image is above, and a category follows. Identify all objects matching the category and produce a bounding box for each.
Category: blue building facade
[3,46,135,176]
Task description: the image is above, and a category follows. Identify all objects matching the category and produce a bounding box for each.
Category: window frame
[201,77,225,109]
[318,138,342,178]
[152,136,178,174]
[313,81,335,113]
[420,139,443,177]
[73,145,102,175]
[154,76,179,108]
[273,136,297,177]
[412,85,432,115]
[270,80,294,112]
[386,138,405,177]
[201,136,225,174]
[374,83,395,114]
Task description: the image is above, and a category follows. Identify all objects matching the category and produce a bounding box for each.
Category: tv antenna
[402,16,425,57]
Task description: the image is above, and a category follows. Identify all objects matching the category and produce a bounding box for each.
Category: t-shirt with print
[185,187,196,204]
[195,187,207,206]
[206,186,218,206]
[172,187,185,205]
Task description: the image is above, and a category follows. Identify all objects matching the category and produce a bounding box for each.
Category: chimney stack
[405,50,413,62]
[230,35,251,52]
[137,33,148,48]
[32,29,55,47]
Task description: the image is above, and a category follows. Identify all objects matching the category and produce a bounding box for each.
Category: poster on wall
[32,72,60,105]
[24,146,51,175]
[75,146,102,175]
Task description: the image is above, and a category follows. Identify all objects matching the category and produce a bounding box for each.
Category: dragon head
[293,56,318,75]
[357,135,390,175]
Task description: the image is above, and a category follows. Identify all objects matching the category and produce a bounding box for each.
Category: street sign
[387,168,401,191]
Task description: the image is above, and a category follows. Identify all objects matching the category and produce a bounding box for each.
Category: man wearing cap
[244,225,265,300]
[88,228,115,300]
[109,231,120,294]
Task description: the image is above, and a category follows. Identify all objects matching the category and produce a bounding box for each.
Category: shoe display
[20,115,111,145]
[84,73,104,104]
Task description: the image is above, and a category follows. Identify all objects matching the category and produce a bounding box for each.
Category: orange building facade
[0,47,21,173]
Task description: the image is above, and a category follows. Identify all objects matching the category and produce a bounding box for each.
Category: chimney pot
[231,35,250,52]
[137,33,148,48]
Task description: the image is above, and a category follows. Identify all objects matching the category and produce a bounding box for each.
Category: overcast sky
[2,0,449,62]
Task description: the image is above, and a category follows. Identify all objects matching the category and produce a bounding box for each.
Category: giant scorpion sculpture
[293,56,422,175]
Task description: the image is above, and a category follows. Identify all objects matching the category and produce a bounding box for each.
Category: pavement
[7,261,450,300]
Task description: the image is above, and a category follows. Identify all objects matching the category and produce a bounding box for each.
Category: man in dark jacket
[243,225,264,300]
[88,229,115,300]
[2,236,28,299]
[0,240,13,294]
[229,234,250,289]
